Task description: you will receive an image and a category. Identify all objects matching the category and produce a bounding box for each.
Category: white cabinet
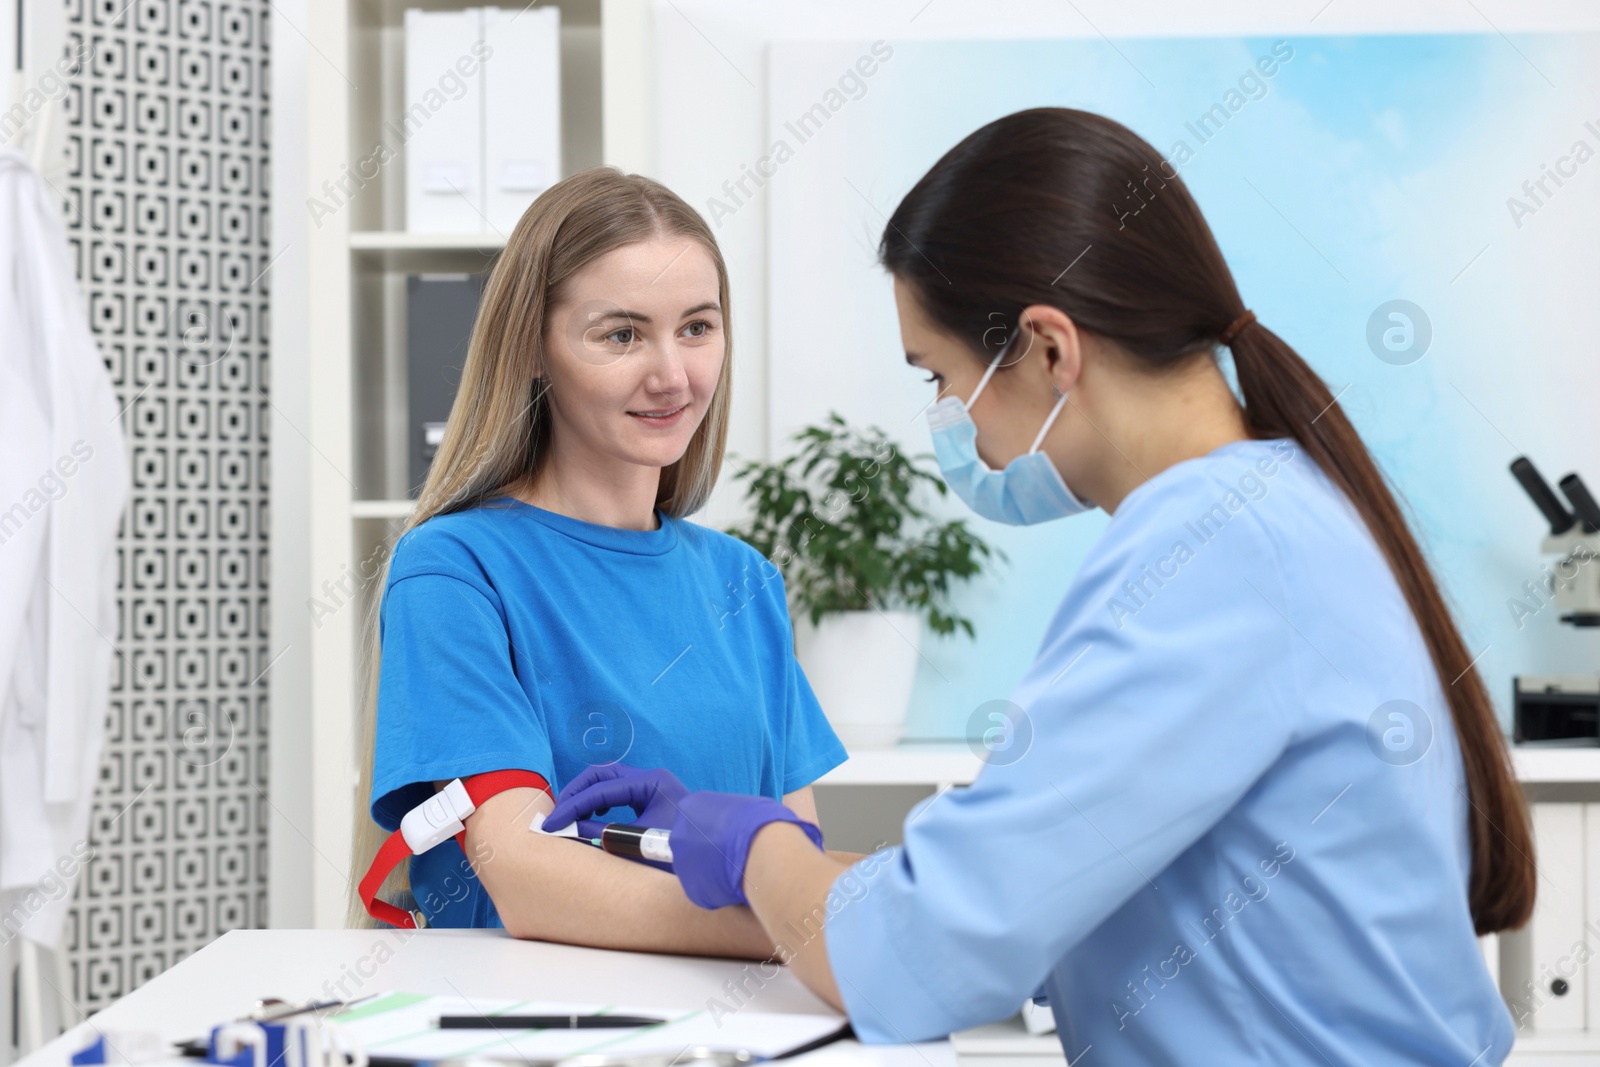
[1502,803,1589,1032]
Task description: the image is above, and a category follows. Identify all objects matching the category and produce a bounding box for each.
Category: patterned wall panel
[59,0,271,1011]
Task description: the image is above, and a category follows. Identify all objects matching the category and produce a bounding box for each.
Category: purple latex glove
[543,764,689,841]
[670,791,824,909]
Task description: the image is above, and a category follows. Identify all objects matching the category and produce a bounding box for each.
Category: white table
[27,930,953,1067]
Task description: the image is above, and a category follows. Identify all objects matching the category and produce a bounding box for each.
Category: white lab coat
[0,148,128,949]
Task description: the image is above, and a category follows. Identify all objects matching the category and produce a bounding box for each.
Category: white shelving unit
[277,0,655,930]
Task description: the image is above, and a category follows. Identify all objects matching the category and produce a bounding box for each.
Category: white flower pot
[794,609,921,748]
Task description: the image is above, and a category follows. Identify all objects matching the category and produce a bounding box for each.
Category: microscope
[1510,457,1600,744]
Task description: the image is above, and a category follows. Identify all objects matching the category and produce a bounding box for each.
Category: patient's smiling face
[542,235,725,472]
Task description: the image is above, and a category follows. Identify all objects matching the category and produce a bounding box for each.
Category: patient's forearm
[744,822,853,1010]
[463,788,777,959]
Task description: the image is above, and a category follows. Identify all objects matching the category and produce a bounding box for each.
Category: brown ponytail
[880,106,1533,933]
[1227,319,1533,932]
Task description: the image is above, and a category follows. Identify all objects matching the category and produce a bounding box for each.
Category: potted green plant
[725,412,1003,746]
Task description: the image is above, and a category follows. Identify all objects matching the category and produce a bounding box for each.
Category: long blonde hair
[347,168,734,926]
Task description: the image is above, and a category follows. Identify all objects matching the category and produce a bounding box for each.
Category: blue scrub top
[825,438,1513,1064]
[372,496,847,927]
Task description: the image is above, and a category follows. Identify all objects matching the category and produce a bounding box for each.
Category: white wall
[641,0,1600,739]
[643,0,1600,527]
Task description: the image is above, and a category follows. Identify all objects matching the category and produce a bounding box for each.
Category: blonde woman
[349,168,847,955]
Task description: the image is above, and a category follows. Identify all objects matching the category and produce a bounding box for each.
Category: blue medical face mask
[925,341,1092,525]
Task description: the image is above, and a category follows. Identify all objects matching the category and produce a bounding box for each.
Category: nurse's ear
[1017,303,1086,398]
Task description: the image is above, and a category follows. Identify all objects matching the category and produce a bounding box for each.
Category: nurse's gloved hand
[544,764,689,838]
[670,791,824,909]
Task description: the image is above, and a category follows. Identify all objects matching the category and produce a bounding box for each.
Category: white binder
[405,8,487,233]
[483,6,561,234]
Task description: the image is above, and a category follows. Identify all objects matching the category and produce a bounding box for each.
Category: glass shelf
[351,499,416,519]
[350,231,506,272]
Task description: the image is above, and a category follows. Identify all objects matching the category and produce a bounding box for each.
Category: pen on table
[435,1013,666,1030]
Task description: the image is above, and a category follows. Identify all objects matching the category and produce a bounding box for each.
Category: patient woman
[348,168,847,954]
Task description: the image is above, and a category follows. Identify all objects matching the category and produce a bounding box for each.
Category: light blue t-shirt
[372,496,847,928]
[825,438,1514,1064]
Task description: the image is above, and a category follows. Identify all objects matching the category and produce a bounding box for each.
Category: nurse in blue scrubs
[545,108,1536,1064]
[352,168,847,951]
